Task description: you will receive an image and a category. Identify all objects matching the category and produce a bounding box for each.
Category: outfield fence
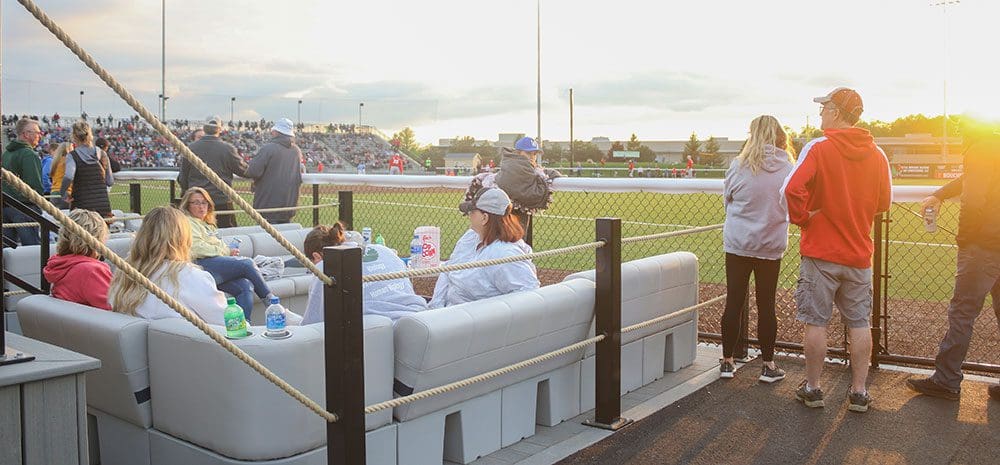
[102,172,997,372]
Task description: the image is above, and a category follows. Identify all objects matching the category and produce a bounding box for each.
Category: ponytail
[304,221,347,258]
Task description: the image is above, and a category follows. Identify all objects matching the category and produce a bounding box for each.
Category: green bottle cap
[227,297,237,305]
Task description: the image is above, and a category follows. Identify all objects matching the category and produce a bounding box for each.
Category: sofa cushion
[217,223,302,236]
[247,228,312,258]
[393,278,595,421]
[147,315,393,461]
[16,295,152,428]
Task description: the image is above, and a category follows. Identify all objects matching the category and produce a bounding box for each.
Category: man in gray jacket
[246,118,303,224]
[180,116,247,228]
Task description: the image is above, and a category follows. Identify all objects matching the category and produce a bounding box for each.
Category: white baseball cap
[459,188,512,216]
[271,117,295,136]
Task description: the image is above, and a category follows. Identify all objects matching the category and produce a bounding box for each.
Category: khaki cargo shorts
[794,256,872,329]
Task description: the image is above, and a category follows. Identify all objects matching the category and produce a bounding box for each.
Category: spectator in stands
[95,137,122,173]
[2,118,44,246]
[180,116,247,228]
[191,128,205,142]
[719,115,794,382]
[43,209,112,310]
[245,118,303,224]
[428,188,539,308]
[783,88,891,413]
[61,121,114,217]
[47,142,74,209]
[179,187,274,319]
[41,143,57,195]
[300,222,426,324]
[109,206,227,324]
[907,118,1000,402]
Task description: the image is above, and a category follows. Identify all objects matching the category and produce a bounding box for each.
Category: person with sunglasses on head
[2,118,45,246]
[428,187,540,309]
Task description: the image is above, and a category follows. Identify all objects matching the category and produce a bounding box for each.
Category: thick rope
[0,169,337,423]
[16,0,331,287]
[4,289,30,297]
[620,223,724,244]
[363,240,606,282]
[364,334,604,414]
[622,294,725,333]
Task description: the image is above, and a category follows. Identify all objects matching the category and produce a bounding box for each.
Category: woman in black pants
[719,115,794,382]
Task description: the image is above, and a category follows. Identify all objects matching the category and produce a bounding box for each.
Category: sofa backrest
[2,244,51,308]
[147,315,394,461]
[16,295,153,428]
[217,223,302,236]
[393,278,596,421]
[564,251,699,351]
[245,228,313,258]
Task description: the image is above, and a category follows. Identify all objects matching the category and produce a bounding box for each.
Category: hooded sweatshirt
[781,128,892,268]
[1,139,43,204]
[723,146,794,260]
[43,254,113,310]
[246,134,303,223]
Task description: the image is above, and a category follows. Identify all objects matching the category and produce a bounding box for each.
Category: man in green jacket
[2,118,44,246]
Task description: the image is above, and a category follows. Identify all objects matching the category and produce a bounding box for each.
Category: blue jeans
[3,206,40,246]
[196,256,272,319]
[930,245,1000,390]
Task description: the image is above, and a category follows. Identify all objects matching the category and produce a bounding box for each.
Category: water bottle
[374,233,385,246]
[228,237,242,255]
[265,296,287,337]
[409,234,423,269]
[223,297,248,338]
[361,227,372,245]
[923,207,938,233]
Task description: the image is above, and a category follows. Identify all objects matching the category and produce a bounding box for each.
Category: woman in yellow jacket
[179,187,274,319]
[49,142,73,208]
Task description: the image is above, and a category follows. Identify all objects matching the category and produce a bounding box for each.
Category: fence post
[313,184,320,227]
[871,212,885,368]
[323,246,366,464]
[169,179,177,204]
[338,191,353,230]
[129,183,142,214]
[39,222,51,293]
[585,218,631,430]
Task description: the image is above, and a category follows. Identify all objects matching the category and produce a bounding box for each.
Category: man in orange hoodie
[782,88,892,413]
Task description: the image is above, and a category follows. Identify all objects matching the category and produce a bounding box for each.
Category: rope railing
[1,202,339,229]
[3,289,30,297]
[1,168,337,422]
[14,0,331,287]
[362,240,607,283]
[622,294,725,334]
[620,223,724,244]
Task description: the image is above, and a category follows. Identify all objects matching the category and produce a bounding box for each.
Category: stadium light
[79,90,85,116]
[298,100,303,127]
[359,102,364,127]
[230,97,236,124]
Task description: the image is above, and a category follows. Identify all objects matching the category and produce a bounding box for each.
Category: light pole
[79,90,85,116]
[161,0,166,122]
[358,102,364,127]
[162,95,169,121]
[297,100,303,127]
[230,97,236,124]
[932,0,960,162]
[569,88,574,168]
[536,0,541,144]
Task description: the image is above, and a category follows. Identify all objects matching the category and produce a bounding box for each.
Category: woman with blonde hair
[179,187,273,319]
[109,206,226,324]
[428,187,539,308]
[719,115,795,382]
[61,121,113,216]
[48,141,74,209]
[43,209,112,310]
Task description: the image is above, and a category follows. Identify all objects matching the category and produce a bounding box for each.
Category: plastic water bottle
[374,233,385,246]
[923,207,938,233]
[361,227,372,245]
[228,237,242,255]
[223,297,248,338]
[265,296,287,337]
[409,234,423,269]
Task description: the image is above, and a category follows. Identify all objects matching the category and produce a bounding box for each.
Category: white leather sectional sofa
[13,251,701,465]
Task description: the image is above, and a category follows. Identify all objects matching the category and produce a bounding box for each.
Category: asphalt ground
[558,356,1000,465]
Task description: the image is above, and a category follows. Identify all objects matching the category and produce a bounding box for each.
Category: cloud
[567,72,744,113]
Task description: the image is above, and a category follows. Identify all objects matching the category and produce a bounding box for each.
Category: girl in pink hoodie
[43,209,112,310]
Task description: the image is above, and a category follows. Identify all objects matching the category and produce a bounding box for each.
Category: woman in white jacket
[428,188,540,308]
[109,206,227,325]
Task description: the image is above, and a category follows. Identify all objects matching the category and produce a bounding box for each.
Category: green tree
[390,127,421,155]
[700,136,723,167]
[572,140,604,163]
[638,145,657,163]
[607,141,625,160]
[683,132,701,163]
[541,142,564,164]
[626,133,641,151]
[416,145,446,169]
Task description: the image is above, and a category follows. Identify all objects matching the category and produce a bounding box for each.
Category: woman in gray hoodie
[719,115,794,382]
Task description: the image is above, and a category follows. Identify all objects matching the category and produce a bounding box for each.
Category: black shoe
[795,380,824,408]
[848,389,872,413]
[906,377,960,400]
[759,365,786,383]
[988,384,1000,402]
[720,361,735,379]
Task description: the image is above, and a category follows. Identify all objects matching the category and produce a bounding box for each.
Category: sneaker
[988,384,1000,402]
[848,389,872,413]
[759,365,786,383]
[720,361,735,379]
[795,380,824,408]
[906,377,960,400]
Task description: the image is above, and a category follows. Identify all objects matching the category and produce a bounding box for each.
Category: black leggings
[721,253,781,361]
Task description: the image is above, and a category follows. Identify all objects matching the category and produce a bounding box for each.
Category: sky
[2,0,999,145]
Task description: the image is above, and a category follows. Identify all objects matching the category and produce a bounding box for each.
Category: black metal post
[169,180,177,204]
[870,212,884,368]
[586,218,631,430]
[39,222,50,293]
[313,184,320,227]
[0,177,34,366]
[323,246,366,465]
[338,191,353,231]
[129,183,142,214]
[524,214,533,247]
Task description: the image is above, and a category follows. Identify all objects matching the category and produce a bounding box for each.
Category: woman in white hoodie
[719,115,795,383]
[109,206,227,325]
